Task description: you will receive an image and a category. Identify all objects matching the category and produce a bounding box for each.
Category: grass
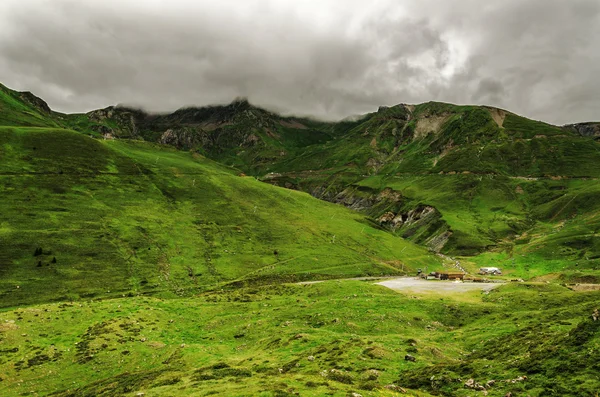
[0,126,438,307]
[0,280,598,396]
[256,99,600,262]
[0,280,454,396]
[2,82,600,396]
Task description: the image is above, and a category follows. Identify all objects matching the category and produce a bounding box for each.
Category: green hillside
[258,102,600,274]
[0,125,436,308]
[0,280,598,397]
[1,83,600,397]
[0,84,60,128]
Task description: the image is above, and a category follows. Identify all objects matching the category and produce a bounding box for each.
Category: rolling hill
[1,83,600,397]
[26,85,598,279]
[0,85,439,308]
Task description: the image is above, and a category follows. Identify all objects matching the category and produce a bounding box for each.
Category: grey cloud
[0,0,599,124]
[474,78,505,104]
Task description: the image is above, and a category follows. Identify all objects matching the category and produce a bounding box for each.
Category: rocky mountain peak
[18,91,52,113]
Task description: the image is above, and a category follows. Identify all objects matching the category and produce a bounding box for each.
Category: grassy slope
[1,84,599,396]
[0,84,59,128]
[6,80,598,267]
[0,281,598,396]
[0,126,437,308]
[263,104,600,270]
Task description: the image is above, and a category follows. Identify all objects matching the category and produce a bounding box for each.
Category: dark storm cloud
[1,0,599,124]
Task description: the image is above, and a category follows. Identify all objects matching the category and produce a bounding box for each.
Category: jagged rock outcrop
[160,129,201,148]
[567,122,600,138]
[332,189,375,211]
[376,205,450,251]
[87,106,145,138]
[425,231,452,253]
[18,91,51,113]
[307,184,452,251]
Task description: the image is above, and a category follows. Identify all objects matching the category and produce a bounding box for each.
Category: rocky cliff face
[567,122,600,138]
[304,183,452,251]
[377,205,451,252]
[159,128,201,148]
[18,91,52,113]
[86,106,146,138]
[82,99,317,164]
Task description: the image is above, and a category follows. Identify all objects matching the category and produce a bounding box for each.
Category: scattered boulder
[404,354,416,362]
[384,384,407,393]
[464,378,485,390]
[498,376,527,385]
[592,308,599,321]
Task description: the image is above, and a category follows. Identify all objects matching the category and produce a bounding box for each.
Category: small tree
[51,257,57,264]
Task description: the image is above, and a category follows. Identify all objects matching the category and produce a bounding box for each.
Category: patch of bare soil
[568,284,600,292]
[487,107,506,128]
[414,115,450,139]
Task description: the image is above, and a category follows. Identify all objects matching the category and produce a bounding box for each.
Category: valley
[0,82,599,396]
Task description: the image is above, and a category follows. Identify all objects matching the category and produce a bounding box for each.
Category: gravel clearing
[377,277,502,293]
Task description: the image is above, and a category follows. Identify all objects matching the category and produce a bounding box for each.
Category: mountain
[2,83,600,280]
[0,87,437,308]
[72,94,600,275]
[1,83,600,397]
[260,102,600,271]
[0,83,59,127]
[80,98,341,172]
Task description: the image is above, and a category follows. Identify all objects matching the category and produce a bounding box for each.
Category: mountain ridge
[2,82,600,268]
[2,82,600,397]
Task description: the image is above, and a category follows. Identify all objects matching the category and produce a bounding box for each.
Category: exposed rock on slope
[18,91,52,113]
[567,122,600,138]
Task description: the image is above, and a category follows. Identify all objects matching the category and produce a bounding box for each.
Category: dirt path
[297,276,396,285]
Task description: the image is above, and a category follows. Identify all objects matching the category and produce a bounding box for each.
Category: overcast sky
[1,0,599,124]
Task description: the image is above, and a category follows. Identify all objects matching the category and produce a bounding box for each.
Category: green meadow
[0,126,436,308]
[1,83,599,396]
[0,281,598,396]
